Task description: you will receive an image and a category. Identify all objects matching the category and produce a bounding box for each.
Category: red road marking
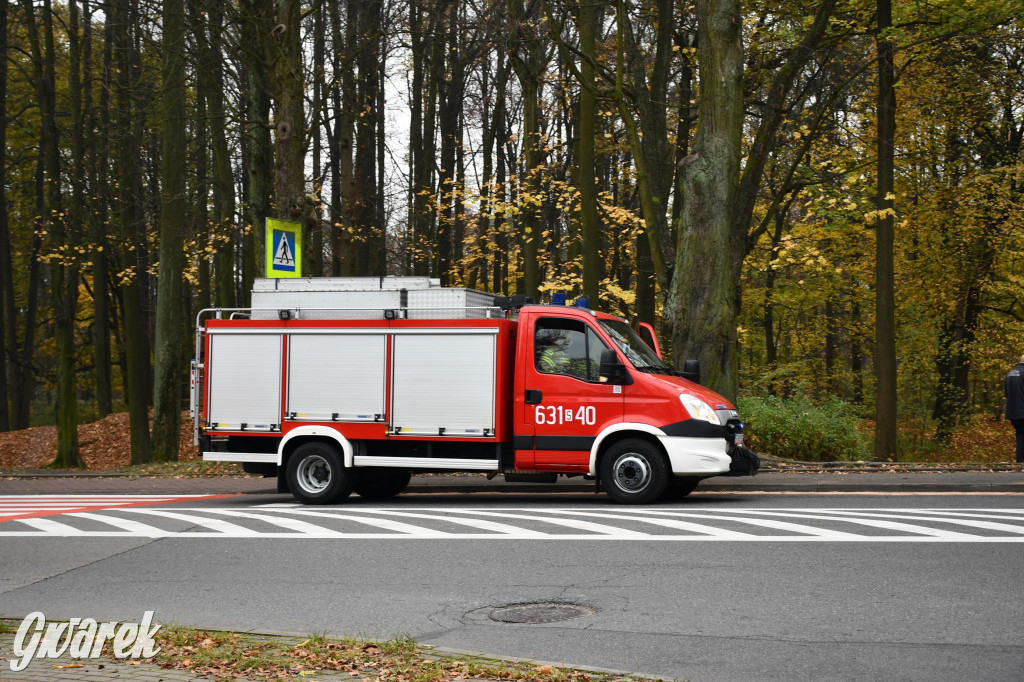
[0,494,242,523]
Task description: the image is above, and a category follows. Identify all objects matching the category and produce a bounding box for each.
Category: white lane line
[437,509,653,538]
[119,509,261,536]
[337,509,550,537]
[712,510,985,539]
[67,512,172,537]
[792,510,1024,535]
[542,509,758,538]
[612,509,866,538]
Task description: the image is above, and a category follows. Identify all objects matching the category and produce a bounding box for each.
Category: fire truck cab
[191,278,756,505]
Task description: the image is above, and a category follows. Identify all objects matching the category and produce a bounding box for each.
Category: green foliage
[739,394,869,462]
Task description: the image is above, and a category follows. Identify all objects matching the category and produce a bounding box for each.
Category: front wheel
[286,442,353,505]
[599,439,669,504]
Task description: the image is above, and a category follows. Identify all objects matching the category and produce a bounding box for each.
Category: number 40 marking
[535,405,596,426]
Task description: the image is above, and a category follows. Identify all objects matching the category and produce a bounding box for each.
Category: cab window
[534,318,610,382]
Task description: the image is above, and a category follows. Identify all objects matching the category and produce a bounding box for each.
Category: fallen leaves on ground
[149,627,633,682]
[0,411,201,471]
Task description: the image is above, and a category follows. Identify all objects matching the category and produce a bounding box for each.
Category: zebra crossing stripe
[119,509,262,536]
[0,494,240,523]
[541,509,758,538]
[608,509,867,538]
[332,509,551,537]
[713,510,985,539]
[2,506,1024,541]
[786,509,1024,534]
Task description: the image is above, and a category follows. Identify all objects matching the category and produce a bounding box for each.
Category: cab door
[520,315,624,471]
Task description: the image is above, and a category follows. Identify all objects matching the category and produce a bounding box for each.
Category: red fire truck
[190,278,756,505]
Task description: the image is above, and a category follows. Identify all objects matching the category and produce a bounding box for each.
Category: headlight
[679,394,722,425]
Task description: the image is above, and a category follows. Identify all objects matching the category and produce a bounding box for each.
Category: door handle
[524,389,542,405]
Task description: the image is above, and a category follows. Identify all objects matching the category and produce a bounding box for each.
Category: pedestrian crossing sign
[265,218,302,278]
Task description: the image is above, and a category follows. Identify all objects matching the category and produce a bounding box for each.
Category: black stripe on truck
[660,420,728,439]
[535,435,596,451]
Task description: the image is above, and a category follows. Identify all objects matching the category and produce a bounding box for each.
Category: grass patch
[144,625,657,682]
[110,459,252,478]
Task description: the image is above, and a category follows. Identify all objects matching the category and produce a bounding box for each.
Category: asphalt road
[2,490,1023,681]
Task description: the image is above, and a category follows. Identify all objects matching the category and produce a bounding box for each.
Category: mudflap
[727,445,760,476]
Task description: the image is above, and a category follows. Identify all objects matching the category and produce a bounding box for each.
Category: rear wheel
[599,438,669,504]
[286,442,353,505]
[353,468,412,500]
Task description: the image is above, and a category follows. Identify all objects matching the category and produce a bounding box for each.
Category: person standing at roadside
[1004,355,1024,463]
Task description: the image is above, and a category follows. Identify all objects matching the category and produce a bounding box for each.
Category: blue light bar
[575,297,589,308]
[552,292,567,306]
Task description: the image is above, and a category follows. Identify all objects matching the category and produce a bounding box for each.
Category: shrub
[738,394,869,462]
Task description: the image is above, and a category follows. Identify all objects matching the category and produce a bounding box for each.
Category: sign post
[265,218,302,278]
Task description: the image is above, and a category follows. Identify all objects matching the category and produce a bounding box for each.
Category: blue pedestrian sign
[265,218,302,278]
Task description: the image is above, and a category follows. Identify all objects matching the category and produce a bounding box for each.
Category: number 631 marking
[535,405,596,426]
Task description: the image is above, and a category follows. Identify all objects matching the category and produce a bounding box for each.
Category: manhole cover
[488,602,595,624]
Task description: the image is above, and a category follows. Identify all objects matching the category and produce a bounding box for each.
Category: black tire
[662,477,701,501]
[599,438,669,504]
[286,442,353,505]
[353,468,412,500]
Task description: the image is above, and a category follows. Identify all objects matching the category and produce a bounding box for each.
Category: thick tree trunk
[436,1,455,284]
[874,0,898,460]
[354,0,382,275]
[204,5,236,308]
[242,0,272,298]
[507,0,547,299]
[113,0,151,464]
[577,0,600,306]
[669,0,744,401]
[0,0,9,431]
[22,0,83,465]
[152,0,188,462]
[269,0,307,267]
[91,0,114,417]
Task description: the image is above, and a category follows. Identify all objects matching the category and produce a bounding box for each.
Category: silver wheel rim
[296,454,332,495]
[612,453,651,493]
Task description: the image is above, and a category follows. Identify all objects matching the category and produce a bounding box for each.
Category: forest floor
[0,411,1017,474]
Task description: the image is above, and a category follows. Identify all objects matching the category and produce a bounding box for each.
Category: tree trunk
[22,0,83,464]
[355,0,382,276]
[90,0,113,418]
[436,0,457,284]
[669,0,744,400]
[113,0,151,464]
[576,0,601,306]
[507,0,547,300]
[874,0,898,460]
[152,0,188,462]
[241,0,272,298]
[0,0,9,431]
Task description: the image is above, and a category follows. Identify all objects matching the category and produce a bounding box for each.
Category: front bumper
[657,435,732,476]
[656,433,760,478]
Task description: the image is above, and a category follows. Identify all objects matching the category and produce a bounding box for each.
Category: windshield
[599,319,670,370]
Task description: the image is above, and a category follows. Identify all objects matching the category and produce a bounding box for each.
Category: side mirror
[599,348,632,385]
[680,359,700,384]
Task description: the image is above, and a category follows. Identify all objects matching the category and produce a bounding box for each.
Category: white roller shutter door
[287,334,387,420]
[207,333,282,430]
[391,332,496,436]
